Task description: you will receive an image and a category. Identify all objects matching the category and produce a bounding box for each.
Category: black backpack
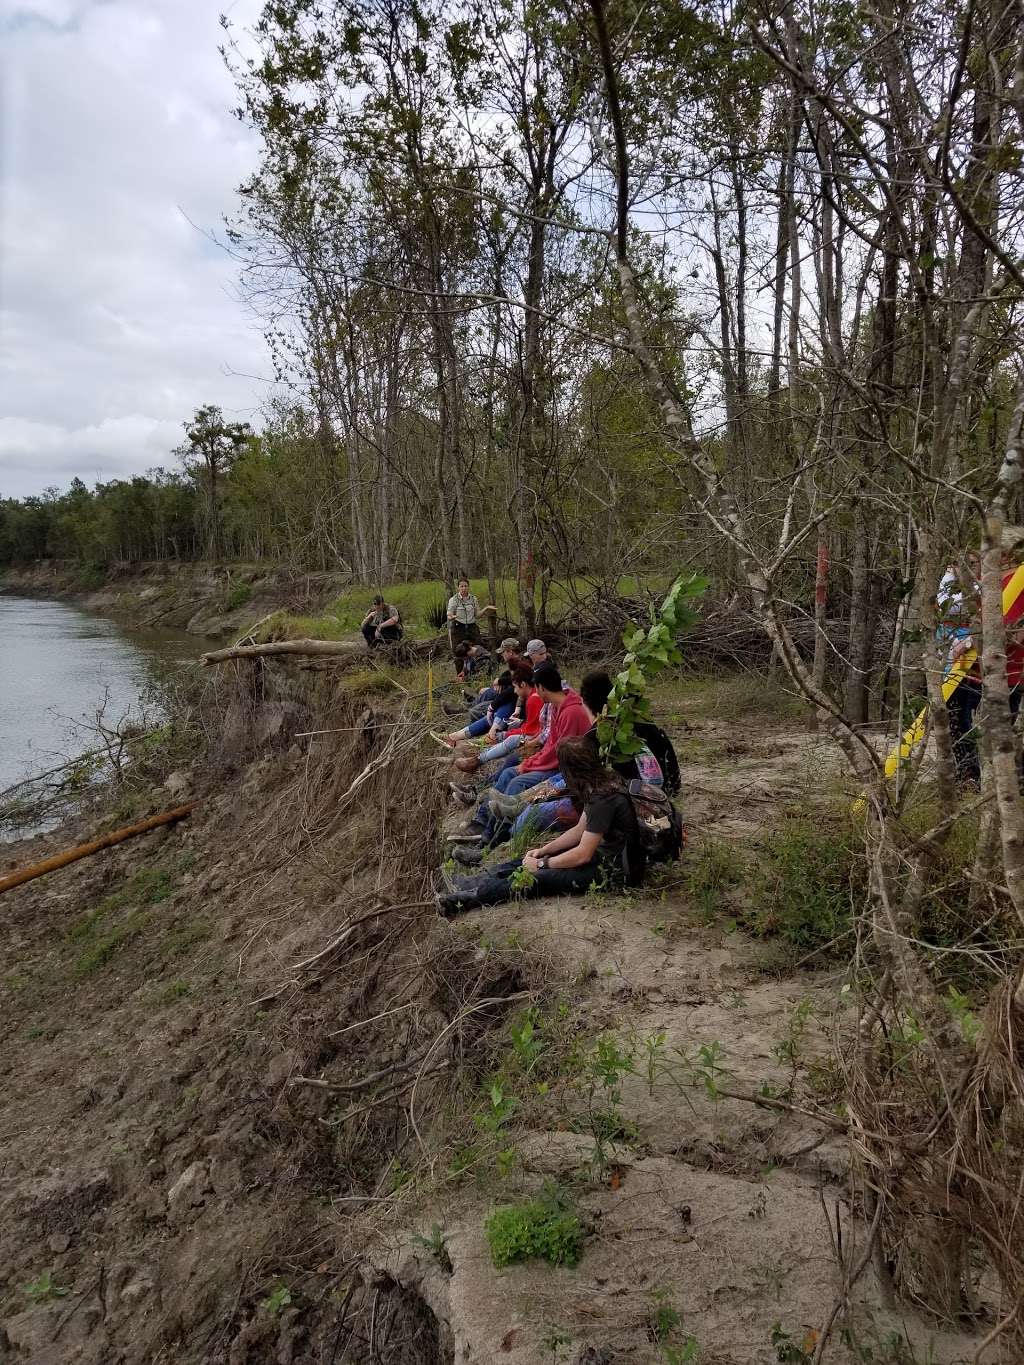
[635,722,681,797]
[626,779,684,864]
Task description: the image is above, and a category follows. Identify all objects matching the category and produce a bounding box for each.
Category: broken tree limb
[200,638,366,665]
[0,802,197,896]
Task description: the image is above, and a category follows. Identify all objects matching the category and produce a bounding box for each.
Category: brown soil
[0,675,994,1363]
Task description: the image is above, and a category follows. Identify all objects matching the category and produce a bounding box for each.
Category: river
[0,595,198,799]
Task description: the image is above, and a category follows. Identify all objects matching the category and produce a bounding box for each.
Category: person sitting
[447,578,496,654]
[524,638,556,671]
[438,736,644,914]
[444,637,521,717]
[443,670,518,745]
[451,665,543,773]
[361,595,403,648]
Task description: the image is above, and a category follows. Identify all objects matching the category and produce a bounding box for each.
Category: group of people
[430,635,680,916]
[938,538,1024,784]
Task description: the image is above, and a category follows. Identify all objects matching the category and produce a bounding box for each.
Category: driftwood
[200,636,447,667]
[0,802,197,896]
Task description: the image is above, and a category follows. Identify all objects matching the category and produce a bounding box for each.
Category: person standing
[361,595,403,648]
[447,579,496,654]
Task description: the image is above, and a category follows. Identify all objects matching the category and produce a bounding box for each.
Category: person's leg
[506,769,554,797]
[464,714,493,739]
[361,622,377,648]
[443,858,600,911]
[510,801,562,840]
[949,678,982,783]
[493,763,523,794]
[379,624,401,644]
[467,622,482,646]
[478,734,522,765]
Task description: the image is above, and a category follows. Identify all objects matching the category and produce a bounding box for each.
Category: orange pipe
[0,802,197,896]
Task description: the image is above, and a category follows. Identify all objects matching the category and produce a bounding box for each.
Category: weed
[475,1080,519,1133]
[509,863,537,896]
[751,1258,790,1300]
[73,907,150,976]
[540,1325,572,1360]
[771,1323,815,1362]
[412,1224,453,1273]
[748,817,862,953]
[484,1187,583,1267]
[23,1270,68,1302]
[260,1282,292,1315]
[662,1344,699,1364]
[224,578,252,611]
[162,918,211,956]
[648,1288,682,1341]
[158,980,192,1003]
[683,839,744,921]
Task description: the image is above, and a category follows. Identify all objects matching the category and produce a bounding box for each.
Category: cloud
[0,0,271,498]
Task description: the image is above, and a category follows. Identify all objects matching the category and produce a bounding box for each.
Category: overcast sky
[0,0,270,499]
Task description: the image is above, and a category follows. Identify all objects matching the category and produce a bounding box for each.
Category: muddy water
[0,595,198,795]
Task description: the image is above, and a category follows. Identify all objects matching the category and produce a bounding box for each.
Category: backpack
[635,722,681,797]
[626,778,684,864]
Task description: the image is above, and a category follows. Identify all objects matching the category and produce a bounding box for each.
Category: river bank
[0,649,994,1364]
[0,560,350,640]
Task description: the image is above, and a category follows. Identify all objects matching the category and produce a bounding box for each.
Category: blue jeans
[511,797,575,839]
[465,701,513,738]
[506,769,554,797]
[478,733,523,764]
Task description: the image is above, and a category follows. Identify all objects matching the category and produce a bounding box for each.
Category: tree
[176,405,252,560]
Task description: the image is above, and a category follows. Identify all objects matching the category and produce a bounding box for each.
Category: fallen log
[200,638,366,665]
[199,636,446,666]
[0,802,197,896]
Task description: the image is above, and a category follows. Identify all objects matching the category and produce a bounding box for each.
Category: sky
[0,0,270,499]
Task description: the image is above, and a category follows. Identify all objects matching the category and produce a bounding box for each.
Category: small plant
[509,863,537,896]
[663,1342,699,1364]
[224,577,253,611]
[426,599,448,631]
[682,839,744,921]
[24,1270,69,1301]
[484,1188,583,1268]
[648,1288,682,1341]
[771,1323,815,1362]
[475,1081,518,1133]
[749,817,862,953]
[260,1281,292,1315]
[412,1224,453,1273]
[509,1009,543,1074]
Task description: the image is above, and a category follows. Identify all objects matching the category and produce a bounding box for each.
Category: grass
[252,574,666,643]
[66,863,177,976]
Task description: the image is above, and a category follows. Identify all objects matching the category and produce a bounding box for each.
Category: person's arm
[361,610,374,626]
[446,595,458,621]
[381,610,399,629]
[524,817,604,871]
[525,815,585,861]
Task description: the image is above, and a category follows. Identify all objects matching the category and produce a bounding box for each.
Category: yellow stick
[426,661,433,719]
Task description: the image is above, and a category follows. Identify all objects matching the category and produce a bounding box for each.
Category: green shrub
[484,1192,583,1268]
[224,578,252,611]
[748,818,862,952]
[683,838,744,920]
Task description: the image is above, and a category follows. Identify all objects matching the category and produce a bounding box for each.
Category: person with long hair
[438,735,643,915]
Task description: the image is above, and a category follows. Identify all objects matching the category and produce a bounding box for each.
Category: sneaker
[436,892,466,919]
[429,730,456,748]
[462,689,477,703]
[448,782,478,806]
[441,699,465,717]
[488,792,523,818]
[453,845,484,867]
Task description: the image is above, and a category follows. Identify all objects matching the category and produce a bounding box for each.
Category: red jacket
[507,691,543,739]
[521,690,590,772]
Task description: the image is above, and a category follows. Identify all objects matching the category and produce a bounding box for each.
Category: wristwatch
[537,857,549,870]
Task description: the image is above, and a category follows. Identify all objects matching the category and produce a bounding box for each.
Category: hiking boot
[448,782,478,806]
[488,792,523,818]
[453,845,484,867]
[441,699,465,717]
[454,754,479,773]
[436,892,468,919]
[462,689,477,703]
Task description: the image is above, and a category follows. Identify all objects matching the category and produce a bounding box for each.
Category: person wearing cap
[361,595,403,648]
[443,637,522,717]
[447,578,496,654]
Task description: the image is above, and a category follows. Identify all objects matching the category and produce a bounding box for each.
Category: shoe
[454,755,479,773]
[429,730,456,748]
[453,845,484,867]
[437,893,466,919]
[448,824,485,842]
[441,700,465,717]
[449,782,478,806]
[488,792,523,818]
[462,690,477,703]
